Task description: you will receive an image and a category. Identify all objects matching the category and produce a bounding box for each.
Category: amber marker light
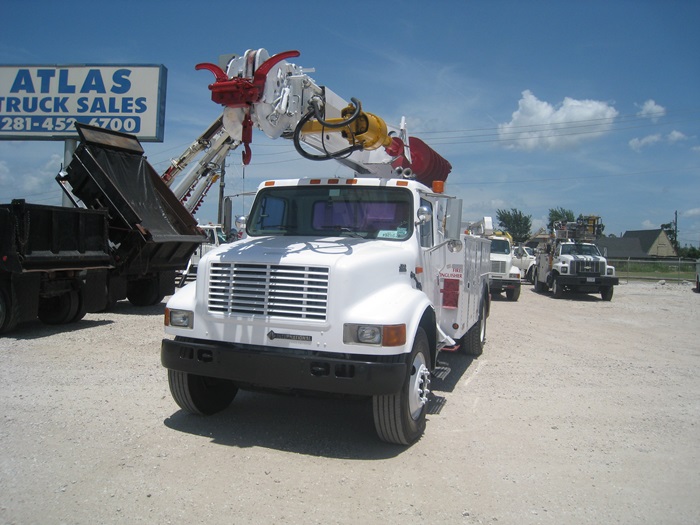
[382,324,407,346]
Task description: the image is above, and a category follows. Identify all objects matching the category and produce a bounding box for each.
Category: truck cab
[487,234,521,301]
[512,245,536,283]
[534,239,618,300]
[162,176,490,445]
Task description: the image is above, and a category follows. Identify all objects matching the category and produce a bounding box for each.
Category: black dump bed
[0,200,111,274]
[61,123,204,276]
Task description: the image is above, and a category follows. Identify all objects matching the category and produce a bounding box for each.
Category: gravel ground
[1,280,699,524]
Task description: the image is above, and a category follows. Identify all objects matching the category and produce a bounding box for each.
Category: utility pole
[674,210,679,252]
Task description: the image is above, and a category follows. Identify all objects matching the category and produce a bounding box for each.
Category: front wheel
[506,286,521,301]
[600,286,614,301]
[168,369,238,415]
[552,277,564,299]
[373,328,431,445]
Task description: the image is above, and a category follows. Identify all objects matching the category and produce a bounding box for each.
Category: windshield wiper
[320,225,363,238]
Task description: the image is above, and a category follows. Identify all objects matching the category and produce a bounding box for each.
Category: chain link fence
[607,258,698,283]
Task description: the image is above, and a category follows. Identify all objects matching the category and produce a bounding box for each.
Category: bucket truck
[533,216,618,300]
[161,49,491,445]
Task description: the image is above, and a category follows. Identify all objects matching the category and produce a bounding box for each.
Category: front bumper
[489,277,521,292]
[557,275,619,287]
[161,337,407,396]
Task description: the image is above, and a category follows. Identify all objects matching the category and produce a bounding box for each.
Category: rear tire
[127,277,164,307]
[0,283,19,334]
[38,291,79,325]
[373,328,430,445]
[168,369,238,415]
[533,271,543,293]
[462,299,486,356]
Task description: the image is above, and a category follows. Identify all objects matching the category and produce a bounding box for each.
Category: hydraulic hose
[292,106,364,161]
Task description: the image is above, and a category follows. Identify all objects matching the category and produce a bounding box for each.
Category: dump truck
[0,124,205,334]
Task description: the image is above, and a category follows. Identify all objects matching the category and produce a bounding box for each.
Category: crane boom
[198,48,451,184]
[163,48,452,214]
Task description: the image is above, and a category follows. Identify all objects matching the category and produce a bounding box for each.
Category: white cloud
[629,130,689,151]
[498,90,618,151]
[667,130,687,143]
[637,99,666,122]
[683,208,700,217]
[629,134,662,152]
[641,220,657,229]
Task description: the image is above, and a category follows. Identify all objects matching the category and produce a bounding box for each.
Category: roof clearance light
[432,180,444,193]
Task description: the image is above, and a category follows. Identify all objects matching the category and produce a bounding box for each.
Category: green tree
[547,207,575,232]
[496,208,532,243]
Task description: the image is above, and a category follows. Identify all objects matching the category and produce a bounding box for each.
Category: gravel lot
[1,280,699,524]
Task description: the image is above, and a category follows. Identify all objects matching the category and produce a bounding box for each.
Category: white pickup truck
[512,245,536,283]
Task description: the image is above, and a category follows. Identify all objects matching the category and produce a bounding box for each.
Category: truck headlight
[560,266,568,274]
[344,324,406,346]
[607,266,615,276]
[357,325,382,344]
[165,308,193,329]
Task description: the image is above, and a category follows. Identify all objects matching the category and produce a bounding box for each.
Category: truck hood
[203,235,414,268]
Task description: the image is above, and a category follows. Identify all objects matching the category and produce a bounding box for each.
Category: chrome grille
[208,263,329,320]
[491,260,506,274]
[571,260,603,276]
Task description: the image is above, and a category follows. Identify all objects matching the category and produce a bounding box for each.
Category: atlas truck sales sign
[0,65,166,141]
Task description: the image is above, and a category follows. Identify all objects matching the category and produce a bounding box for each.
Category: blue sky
[1,0,699,246]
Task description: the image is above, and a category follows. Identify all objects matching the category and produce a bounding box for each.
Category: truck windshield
[490,239,511,255]
[560,243,602,256]
[246,185,413,240]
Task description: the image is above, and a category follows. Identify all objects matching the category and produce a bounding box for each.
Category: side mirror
[444,198,463,241]
[417,206,432,225]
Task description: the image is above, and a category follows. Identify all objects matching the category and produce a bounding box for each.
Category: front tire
[506,286,521,301]
[373,328,431,445]
[552,277,564,299]
[168,369,238,415]
[600,286,614,301]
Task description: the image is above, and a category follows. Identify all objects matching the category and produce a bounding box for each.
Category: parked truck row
[1,47,625,448]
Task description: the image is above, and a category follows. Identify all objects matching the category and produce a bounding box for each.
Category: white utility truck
[533,217,618,300]
[468,217,521,301]
[161,49,491,445]
[512,245,536,283]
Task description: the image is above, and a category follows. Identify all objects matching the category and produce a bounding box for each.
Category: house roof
[595,237,647,258]
[622,229,664,253]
